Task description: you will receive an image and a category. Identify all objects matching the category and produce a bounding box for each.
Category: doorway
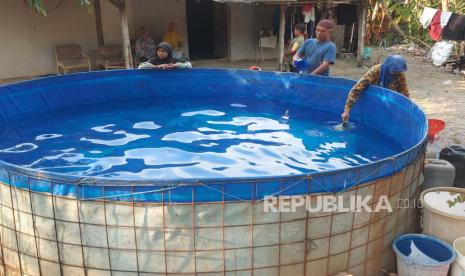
[186,0,228,60]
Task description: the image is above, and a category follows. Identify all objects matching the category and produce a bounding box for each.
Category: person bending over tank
[341,55,410,122]
[292,20,337,76]
[138,42,192,70]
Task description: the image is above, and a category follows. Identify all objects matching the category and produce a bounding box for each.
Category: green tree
[387,0,465,44]
[24,0,93,16]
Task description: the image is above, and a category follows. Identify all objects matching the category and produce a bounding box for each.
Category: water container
[393,234,456,276]
[293,58,309,72]
[452,237,465,276]
[362,47,372,60]
[440,146,465,188]
[423,159,456,190]
[426,141,442,159]
[427,119,445,159]
[420,187,465,244]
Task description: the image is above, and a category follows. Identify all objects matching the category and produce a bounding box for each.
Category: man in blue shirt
[293,20,337,76]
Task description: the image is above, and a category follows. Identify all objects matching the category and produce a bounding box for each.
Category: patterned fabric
[344,64,409,112]
[135,37,157,61]
[420,7,438,28]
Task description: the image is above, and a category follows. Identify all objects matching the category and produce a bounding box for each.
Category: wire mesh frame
[0,168,420,274]
[0,191,420,275]
[0,150,425,276]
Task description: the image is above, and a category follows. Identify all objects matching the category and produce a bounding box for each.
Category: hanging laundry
[441,11,453,28]
[302,4,315,23]
[442,13,465,41]
[336,4,357,25]
[429,9,443,41]
[307,20,315,38]
[420,7,438,29]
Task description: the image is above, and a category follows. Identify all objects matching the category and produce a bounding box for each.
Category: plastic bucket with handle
[393,234,456,276]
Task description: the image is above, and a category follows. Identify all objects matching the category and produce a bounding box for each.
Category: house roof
[213,0,368,4]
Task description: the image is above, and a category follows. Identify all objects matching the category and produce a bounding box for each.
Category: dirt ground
[2,52,464,147]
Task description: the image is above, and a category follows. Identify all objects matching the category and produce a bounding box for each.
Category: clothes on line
[302,4,315,23]
[420,7,465,41]
[441,11,453,28]
[442,13,465,41]
[429,9,443,41]
[307,20,315,39]
[420,7,438,29]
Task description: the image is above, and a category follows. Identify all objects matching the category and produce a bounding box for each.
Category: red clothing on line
[429,9,443,41]
[302,4,313,13]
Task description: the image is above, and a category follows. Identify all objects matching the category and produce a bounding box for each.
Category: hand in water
[341,111,350,122]
[282,110,290,120]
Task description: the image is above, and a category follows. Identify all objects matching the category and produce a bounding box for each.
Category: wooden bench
[96,45,126,70]
[55,44,91,74]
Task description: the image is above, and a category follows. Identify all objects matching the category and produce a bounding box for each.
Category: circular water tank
[0,69,427,275]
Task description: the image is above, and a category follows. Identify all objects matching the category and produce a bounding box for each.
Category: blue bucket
[293,58,309,72]
[393,234,456,276]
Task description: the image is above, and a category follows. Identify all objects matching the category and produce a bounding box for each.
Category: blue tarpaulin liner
[0,69,428,202]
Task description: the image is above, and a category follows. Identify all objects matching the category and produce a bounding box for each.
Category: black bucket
[440,145,465,188]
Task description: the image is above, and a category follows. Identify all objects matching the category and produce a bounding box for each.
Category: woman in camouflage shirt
[341,55,409,122]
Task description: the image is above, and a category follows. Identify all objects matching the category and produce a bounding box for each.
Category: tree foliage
[24,0,93,16]
[387,0,465,44]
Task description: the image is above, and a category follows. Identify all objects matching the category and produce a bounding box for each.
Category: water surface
[0,95,403,179]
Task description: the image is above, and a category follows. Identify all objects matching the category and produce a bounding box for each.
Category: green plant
[447,193,465,208]
[385,0,465,45]
[24,0,93,16]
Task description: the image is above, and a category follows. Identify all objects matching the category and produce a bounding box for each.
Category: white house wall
[101,0,125,45]
[0,0,188,79]
[0,1,122,79]
[0,0,281,79]
[229,4,278,61]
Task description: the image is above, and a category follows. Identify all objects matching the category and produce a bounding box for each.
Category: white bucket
[393,234,456,276]
[452,237,465,276]
[420,187,465,244]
